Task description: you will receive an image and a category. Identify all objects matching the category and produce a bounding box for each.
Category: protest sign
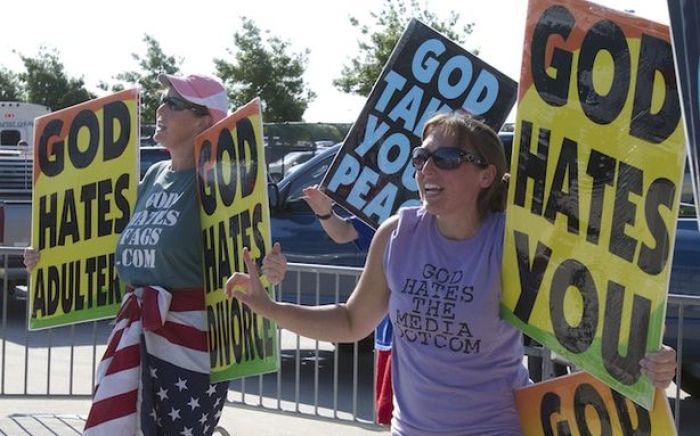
[668,0,700,226]
[321,18,517,229]
[30,89,139,330]
[515,371,676,435]
[195,98,278,382]
[501,0,685,409]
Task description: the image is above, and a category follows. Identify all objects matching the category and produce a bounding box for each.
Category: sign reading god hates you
[514,371,676,436]
[321,19,517,229]
[668,0,700,226]
[30,89,139,330]
[501,0,685,409]
[195,98,278,382]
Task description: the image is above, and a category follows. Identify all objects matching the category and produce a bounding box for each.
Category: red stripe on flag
[156,321,208,352]
[84,389,138,430]
[168,289,205,312]
[104,343,141,376]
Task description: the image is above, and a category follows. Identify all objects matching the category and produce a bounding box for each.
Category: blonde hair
[421,111,508,218]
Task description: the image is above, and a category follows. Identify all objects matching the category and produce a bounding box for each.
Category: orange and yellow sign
[30,89,139,330]
[194,98,278,382]
[502,0,685,409]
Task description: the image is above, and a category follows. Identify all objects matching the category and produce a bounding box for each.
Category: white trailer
[0,101,51,153]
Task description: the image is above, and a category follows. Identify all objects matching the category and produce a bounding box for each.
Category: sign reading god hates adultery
[515,371,676,436]
[501,0,685,409]
[195,98,278,382]
[30,89,139,330]
[321,19,517,229]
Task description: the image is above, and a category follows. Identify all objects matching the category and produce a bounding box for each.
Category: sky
[0,0,671,123]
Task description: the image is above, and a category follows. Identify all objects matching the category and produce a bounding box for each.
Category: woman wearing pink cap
[25,74,287,435]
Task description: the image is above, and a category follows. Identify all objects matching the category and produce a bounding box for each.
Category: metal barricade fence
[1,248,699,432]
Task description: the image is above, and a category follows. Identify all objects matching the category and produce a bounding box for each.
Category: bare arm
[302,185,358,243]
[227,216,398,343]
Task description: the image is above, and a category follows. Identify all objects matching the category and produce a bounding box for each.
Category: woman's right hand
[23,247,40,272]
[225,247,275,317]
[302,185,333,216]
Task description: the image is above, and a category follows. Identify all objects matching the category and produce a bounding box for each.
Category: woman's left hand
[262,242,286,285]
[640,345,677,389]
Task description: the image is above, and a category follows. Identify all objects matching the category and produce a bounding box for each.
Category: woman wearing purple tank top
[227,111,677,435]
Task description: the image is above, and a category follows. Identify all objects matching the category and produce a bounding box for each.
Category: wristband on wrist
[316,212,333,220]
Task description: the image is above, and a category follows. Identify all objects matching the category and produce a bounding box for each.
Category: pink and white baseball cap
[158,73,229,123]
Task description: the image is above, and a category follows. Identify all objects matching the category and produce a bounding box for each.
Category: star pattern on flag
[175,377,188,391]
[139,354,228,436]
[187,397,200,411]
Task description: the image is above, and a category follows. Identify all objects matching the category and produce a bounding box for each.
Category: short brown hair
[421,111,508,218]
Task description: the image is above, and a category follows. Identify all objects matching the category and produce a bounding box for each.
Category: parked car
[267,150,316,182]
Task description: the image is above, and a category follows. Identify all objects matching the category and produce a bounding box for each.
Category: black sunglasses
[160,95,209,116]
[411,147,487,171]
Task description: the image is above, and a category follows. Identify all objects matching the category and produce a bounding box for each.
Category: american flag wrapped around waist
[84,286,227,436]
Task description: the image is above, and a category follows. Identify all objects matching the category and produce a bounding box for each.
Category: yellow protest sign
[502,0,685,409]
[30,89,139,330]
[515,371,676,436]
[194,98,278,382]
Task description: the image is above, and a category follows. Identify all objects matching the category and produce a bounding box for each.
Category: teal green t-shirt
[115,161,203,289]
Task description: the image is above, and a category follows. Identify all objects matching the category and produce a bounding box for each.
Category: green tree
[0,67,22,100]
[19,47,94,110]
[334,0,476,96]
[215,17,315,122]
[112,34,182,124]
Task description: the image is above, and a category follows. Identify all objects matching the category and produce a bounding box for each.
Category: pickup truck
[268,135,700,396]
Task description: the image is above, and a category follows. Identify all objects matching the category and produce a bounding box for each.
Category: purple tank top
[384,207,528,435]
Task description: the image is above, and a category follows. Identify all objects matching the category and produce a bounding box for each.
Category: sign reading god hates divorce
[30,89,139,330]
[195,98,278,382]
[501,0,685,409]
[668,0,700,226]
[514,371,676,436]
[321,19,518,229]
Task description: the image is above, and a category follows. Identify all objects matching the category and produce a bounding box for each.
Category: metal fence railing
[1,248,699,433]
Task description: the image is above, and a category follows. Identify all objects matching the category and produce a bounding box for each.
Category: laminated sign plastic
[194,98,279,382]
[501,0,686,409]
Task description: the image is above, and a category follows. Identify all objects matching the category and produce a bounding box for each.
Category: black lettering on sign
[638,177,675,275]
[531,5,575,107]
[514,120,549,216]
[217,129,237,207]
[102,101,130,161]
[236,118,258,199]
[198,140,216,215]
[609,162,642,263]
[550,259,598,354]
[577,20,630,125]
[513,230,552,323]
[540,392,572,436]
[38,119,65,177]
[543,137,580,234]
[630,34,680,144]
[208,298,274,367]
[585,149,616,244]
[602,281,650,385]
[610,389,651,434]
[39,193,58,250]
[67,109,99,169]
[574,383,613,436]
